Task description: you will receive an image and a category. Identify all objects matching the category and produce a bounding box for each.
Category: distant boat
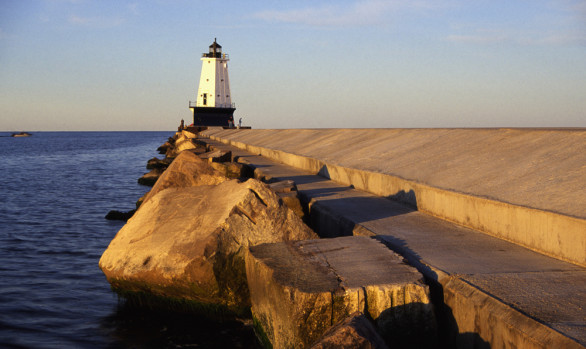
[11,132,32,137]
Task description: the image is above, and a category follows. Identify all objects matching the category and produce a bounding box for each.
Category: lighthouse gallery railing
[189,101,235,109]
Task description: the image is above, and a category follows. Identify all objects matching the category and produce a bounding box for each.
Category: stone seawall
[202,128,586,267]
[100,130,443,348]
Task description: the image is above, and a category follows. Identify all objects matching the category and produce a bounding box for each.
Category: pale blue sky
[1,0,585,131]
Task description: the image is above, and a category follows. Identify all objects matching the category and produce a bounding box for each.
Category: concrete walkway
[200,135,585,348]
[202,129,586,268]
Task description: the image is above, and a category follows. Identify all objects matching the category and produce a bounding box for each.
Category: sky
[0,0,585,131]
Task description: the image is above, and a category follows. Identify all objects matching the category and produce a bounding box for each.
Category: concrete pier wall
[202,128,586,266]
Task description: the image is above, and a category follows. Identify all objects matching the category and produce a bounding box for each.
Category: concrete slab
[200,137,586,348]
[462,271,586,344]
[246,236,436,348]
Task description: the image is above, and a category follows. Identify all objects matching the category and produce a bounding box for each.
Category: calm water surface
[0,132,257,348]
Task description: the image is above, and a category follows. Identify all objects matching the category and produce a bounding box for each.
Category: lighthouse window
[202,93,207,106]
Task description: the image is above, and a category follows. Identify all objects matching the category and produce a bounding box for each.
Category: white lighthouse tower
[189,39,235,127]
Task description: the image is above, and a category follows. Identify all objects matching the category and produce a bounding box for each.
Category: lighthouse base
[191,107,236,127]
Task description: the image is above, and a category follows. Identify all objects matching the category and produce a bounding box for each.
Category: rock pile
[100,179,317,315]
[100,130,317,316]
[101,129,437,347]
[139,131,206,186]
[140,150,228,204]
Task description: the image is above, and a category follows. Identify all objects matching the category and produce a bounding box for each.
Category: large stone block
[269,180,305,219]
[210,161,247,179]
[201,149,232,163]
[246,236,436,348]
[146,157,172,170]
[165,133,197,158]
[137,168,165,186]
[141,151,227,204]
[99,179,318,315]
[181,129,197,139]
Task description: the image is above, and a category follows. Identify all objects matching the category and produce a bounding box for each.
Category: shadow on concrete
[317,164,419,210]
[235,153,491,348]
[315,196,413,222]
[387,189,418,210]
[372,301,438,348]
[375,235,491,349]
[299,185,358,199]
[259,171,418,237]
[261,172,329,185]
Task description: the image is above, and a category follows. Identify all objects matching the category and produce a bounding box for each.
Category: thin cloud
[127,3,139,16]
[68,14,124,28]
[527,33,586,46]
[571,0,586,20]
[446,28,586,46]
[446,0,586,47]
[44,0,84,3]
[446,34,508,44]
[252,0,404,27]
[446,32,586,46]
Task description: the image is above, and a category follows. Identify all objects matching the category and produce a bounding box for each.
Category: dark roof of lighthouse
[209,39,221,48]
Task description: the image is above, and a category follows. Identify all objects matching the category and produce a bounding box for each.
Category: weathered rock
[311,312,389,349]
[163,133,197,158]
[246,236,436,348]
[268,180,297,193]
[201,149,232,163]
[146,157,172,170]
[157,141,173,154]
[276,191,305,219]
[268,180,305,219]
[193,139,209,149]
[188,145,209,156]
[99,179,318,316]
[105,209,136,221]
[138,168,165,186]
[210,161,247,179]
[173,136,196,154]
[141,151,227,205]
[180,129,197,139]
[135,194,145,209]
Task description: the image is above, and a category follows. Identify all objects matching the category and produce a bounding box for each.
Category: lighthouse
[189,39,236,127]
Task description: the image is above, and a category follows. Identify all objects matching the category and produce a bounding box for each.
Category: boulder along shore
[100,129,436,348]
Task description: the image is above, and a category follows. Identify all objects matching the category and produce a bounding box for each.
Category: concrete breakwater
[199,128,585,348]
[202,128,586,267]
[99,130,436,348]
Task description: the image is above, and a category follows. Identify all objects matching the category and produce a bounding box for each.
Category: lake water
[0,132,258,348]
